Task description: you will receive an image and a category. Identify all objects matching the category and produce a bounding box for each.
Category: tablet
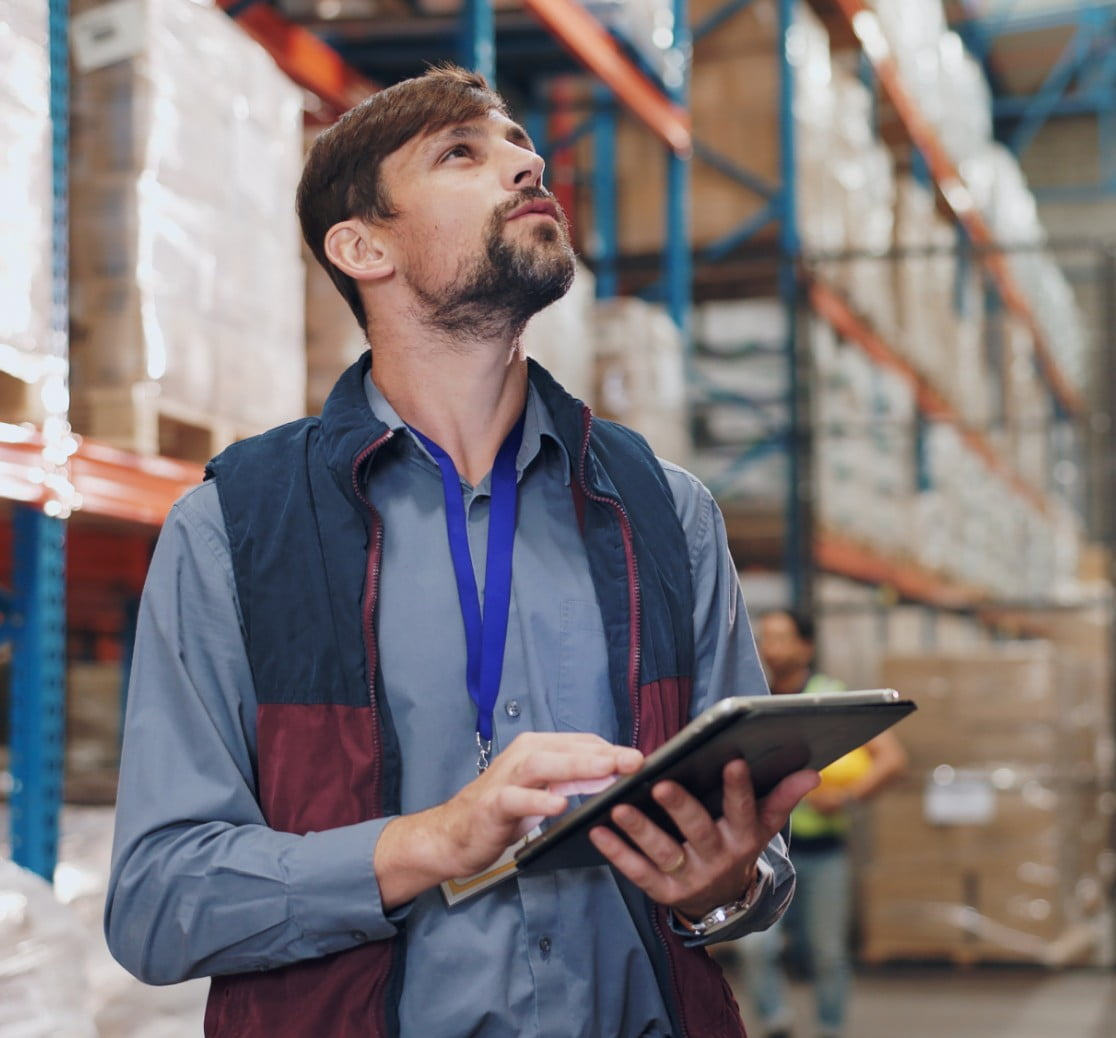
[514,688,916,873]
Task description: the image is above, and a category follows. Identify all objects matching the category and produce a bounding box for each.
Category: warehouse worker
[740,610,906,1038]
[104,65,821,1037]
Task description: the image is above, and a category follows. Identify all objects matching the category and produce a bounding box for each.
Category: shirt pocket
[555,599,617,739]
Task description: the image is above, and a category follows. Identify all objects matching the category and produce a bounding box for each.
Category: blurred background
[1,0,1115,1033]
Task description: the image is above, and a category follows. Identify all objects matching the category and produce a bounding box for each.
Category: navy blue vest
[201,355,746,1038]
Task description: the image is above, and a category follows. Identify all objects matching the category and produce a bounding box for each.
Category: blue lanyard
[409,412,525,772]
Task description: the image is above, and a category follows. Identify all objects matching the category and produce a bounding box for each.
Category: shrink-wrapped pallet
[522,260,598,408]
[593,297,690,466]
[0,0,60,425]
[69,0,305,461]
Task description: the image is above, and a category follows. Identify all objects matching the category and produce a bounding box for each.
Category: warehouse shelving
[771,0,1089,611]
[6,0,698,882]
[805,0,1084,418]
[218,0,380,117]
[5,2,209,880]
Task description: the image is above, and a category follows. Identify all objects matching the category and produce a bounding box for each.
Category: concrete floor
[717,952,1116,1038]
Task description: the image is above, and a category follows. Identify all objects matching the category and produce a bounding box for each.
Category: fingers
[754,768,820,833]
[588,823,683,895]
[495,733,643,790]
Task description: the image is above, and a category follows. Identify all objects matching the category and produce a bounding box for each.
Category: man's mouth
[506,198,560,222]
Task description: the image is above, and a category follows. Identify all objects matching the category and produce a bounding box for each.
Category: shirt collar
[362,370,573,487]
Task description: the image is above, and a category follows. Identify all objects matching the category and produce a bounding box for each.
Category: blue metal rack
[7,0,71,883]
[952,1,1116,200]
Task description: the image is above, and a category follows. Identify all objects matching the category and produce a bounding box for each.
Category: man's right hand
[374,732,644,910]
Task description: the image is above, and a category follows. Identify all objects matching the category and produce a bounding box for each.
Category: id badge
[440,826,542,907]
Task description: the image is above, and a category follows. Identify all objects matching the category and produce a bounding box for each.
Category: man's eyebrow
[423,121,537,154]
[506,123,536,151]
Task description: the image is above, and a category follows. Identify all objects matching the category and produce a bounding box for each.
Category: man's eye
[443,145,471,161]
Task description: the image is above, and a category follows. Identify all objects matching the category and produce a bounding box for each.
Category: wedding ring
[662,850,687,875]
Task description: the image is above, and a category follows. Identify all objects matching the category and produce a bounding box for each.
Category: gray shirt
[106,374,793,1037]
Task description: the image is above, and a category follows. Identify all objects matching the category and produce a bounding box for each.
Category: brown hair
[296,65,510,330]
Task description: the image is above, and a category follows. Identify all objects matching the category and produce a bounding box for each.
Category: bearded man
[105,65,817,1038]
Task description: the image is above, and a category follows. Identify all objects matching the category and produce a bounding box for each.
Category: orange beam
[815,530,985,609]
[809,279,1050,516]
[523,0,692,156]
[811,0,1084,417]
[218,0,379,116]
[0,427,200,527]
[70,440,203,528]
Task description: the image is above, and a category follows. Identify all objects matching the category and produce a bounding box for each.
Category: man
[105,66,819,1037]
[740,610,906,1038]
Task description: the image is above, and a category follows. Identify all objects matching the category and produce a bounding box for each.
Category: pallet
[0,367,51,428]
[860,920,1100,969]
[70,383,260,465]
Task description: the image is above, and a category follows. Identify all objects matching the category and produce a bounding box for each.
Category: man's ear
[324,219,394,283]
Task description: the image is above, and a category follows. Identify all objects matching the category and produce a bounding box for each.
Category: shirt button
[505,699,521,719]
[538,936,552,959]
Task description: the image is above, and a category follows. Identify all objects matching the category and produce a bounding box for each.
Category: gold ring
[662,850,686,875]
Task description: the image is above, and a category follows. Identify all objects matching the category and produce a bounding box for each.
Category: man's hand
[587,760,819,922]
[375,732,643,910]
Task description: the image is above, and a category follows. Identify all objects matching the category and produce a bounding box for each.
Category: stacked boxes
[303,242,367,417]
[0,0,58,423]
[522,261,598,409]
[861,646,1114,964]
[689,298,788,503]
[593,298,690,466]
[69,0,305,459]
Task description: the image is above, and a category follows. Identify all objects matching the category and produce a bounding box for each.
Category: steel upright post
[664,0,692,336]
[460,0,496,85]
[9,508,67,881]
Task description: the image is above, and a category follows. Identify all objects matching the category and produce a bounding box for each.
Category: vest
[201,355,749,1037]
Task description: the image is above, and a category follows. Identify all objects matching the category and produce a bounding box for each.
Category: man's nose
[507,146,545,189]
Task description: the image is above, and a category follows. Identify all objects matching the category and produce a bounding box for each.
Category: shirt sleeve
[659,460,796,942]
[104,481,402,986]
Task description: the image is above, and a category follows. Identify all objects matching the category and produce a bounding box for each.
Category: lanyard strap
[409,412,525,771]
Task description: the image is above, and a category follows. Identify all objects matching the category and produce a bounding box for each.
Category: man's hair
[296,65,510,330]
[764,609,815,645]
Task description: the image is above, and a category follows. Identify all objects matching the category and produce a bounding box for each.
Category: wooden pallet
[70,383,259,465]
[0,368,49,428]
[860,920,1100,969]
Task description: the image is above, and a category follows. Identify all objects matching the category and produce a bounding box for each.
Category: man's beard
[409,190,576,342]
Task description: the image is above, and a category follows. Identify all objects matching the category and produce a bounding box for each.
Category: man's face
[378,109,575,337]
[757,613,814,684]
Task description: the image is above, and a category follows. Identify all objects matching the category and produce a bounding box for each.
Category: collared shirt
[106,373,793,1037]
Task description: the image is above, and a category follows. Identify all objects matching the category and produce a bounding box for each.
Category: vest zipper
[650,905,688,1038]
[576,407,642,749]
[352,429,394,813]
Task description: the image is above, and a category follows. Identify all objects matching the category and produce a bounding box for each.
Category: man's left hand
[587,759,819,922]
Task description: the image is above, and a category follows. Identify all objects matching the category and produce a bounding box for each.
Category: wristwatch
[678,867,766,938]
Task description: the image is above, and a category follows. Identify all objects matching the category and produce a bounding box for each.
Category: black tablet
[514,688,916,873]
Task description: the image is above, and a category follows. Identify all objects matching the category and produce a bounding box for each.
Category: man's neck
[769,666,812,696]
[370,332,529,486]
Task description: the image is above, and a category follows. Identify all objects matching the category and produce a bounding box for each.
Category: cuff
[668,856,775,945]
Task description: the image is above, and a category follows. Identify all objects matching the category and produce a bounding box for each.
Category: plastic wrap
[812,334,914,553]
[593,297,690,466]
[935,30,993,165]
[587,0,685,89]
[0,0,57,384]
[521,260,597,408]
[69,0,305,453]
[0,806,210,1036]
[689,299,788,503]
[0,859,96,1037]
